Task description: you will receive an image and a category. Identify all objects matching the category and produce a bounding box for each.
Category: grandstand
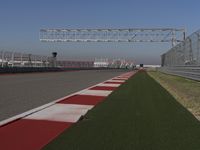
[0,51,135,69]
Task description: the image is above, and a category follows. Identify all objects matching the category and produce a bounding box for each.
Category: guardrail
[158,66,200,81]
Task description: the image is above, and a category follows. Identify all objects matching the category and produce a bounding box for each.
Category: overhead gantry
[40,28,186,47]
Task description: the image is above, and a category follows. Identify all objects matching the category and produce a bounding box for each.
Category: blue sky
[0,0,200,64]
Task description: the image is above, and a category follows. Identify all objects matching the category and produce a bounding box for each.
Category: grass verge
[148,71,200,120]
[44,71,200,150]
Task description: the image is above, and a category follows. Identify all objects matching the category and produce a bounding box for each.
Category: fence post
[196,32,200,65]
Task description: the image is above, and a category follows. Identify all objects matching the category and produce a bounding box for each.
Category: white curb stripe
[107,79,125,82]
[25,104,93,123]
[97,83,121,87]
[112,78,127,80]
[78,90,112,96]
[114,77,129,80]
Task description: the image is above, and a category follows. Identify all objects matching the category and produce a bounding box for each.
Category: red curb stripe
[89,86,117,91]
[58,95,106,105]
[0,119,72,150]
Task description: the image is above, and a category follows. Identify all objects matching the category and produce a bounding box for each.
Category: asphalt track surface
[0,70,127,121]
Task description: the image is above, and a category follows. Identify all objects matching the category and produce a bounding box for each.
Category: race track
[0,70,126,121]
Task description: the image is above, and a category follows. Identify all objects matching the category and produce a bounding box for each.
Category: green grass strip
[148,71,200,120]
[44,71,200,150]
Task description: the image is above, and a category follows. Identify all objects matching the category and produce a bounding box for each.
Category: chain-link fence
[161,29,200,66]
[160,29,200,81]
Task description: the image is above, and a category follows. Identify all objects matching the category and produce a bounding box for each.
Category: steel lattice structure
[40,28,186,46]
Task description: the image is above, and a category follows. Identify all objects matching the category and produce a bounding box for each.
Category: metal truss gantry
[40,28,186,46]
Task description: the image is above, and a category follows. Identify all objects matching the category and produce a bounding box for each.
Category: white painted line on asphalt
[97,83,121,87]
[79,90,112,96]
[25,104,93,123]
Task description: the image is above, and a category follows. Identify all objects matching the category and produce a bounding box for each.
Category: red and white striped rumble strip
[0,71,136,150]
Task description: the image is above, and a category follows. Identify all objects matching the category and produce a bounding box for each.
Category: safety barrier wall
[158,66,200,81]
[56,60,94,68]
[0,67,63,73]
[0,67,126,74]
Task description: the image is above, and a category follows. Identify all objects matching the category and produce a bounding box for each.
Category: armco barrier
[158,66,200,81]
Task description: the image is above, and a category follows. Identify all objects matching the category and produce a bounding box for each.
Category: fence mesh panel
[162,29,200,66]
